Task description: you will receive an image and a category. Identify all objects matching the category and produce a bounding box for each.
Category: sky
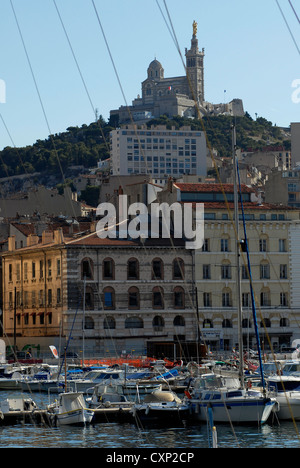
[0,0,299,151]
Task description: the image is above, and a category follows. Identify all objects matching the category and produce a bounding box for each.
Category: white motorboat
[0,373,23,390]
[87,383,134,409]
[187,373,278,425]
[0,365,39,390]
[131,389,190,425]
[281,360,300,376]
[86,383,134,422]
[268,375,300,420]
[48,392,94,426]
[0,397,37,415]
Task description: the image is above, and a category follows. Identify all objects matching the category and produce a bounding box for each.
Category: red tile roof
[67,232,137,246]
[10,222,36,236]
[174,183,255,193]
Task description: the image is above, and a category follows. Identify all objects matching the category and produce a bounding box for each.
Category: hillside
[0,113,291,180]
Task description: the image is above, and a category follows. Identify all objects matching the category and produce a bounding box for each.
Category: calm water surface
[0,391,300,448]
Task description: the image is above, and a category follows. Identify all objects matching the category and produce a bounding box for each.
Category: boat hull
[0,380,22,390]
[132,404,190,425]
[56,408,94,426]
[189,397,276,425]
[274,393,300,420]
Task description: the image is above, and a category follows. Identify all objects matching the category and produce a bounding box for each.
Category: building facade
[110,124,207,180]
[3,181,300,358]
[265,168,300,208]
[2,229,200,360]
[158,181,300,352]
[2,230,67,345]
[64,235,197,359]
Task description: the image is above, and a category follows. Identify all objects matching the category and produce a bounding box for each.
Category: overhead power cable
[275,0,300,55]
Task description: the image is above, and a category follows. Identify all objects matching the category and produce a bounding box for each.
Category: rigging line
[155,0,177,49]
[275,0,300,55]
[156,2,240,352]
[91,2,200,361]
[9,0,106,361]
[158,1,296,367]
[91,0,129,112]
[0,112,34,180]
[9,0,78,219]
[288,0,300,24]
[159,2,286,358]
[91,0,154,180]
[52,0,110,154]
[158,1,239,234]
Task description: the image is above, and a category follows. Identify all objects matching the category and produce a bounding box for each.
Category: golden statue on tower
[193,20,198,36]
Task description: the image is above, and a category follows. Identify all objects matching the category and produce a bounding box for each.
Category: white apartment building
[110,124,207,182]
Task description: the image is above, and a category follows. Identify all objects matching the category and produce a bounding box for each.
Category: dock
[0,409,53,426]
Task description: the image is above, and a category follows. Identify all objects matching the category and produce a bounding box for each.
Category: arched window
[222,319,232,328]
[127,258,139,280]
[173,286,185,309]
[280,317,289,327]
[103,258,115,280]
[173,258,184,279]
[152,286,164,309]
[242,318,251,328]
[81,257,93,280]
[174,315,185,327]
[260,318,271,328]
[103,287,115,309]
[103,316,116,329]
[153,315,165,330]
[128,287,140,309]
[203,318,213,329]
[152,258,163,279]
[125,316,143,329]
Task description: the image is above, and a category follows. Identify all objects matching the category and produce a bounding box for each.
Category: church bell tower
[185,21,205,105]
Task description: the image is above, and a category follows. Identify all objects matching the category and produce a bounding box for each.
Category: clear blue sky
[0,0,299,150]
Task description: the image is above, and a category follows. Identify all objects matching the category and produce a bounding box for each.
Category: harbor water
[0,391,300,449]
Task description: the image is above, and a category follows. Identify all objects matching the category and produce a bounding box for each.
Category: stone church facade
[110,22,244,125]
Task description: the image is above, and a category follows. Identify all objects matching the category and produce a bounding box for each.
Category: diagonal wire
[275,0,300,55]
[288,0,300,24]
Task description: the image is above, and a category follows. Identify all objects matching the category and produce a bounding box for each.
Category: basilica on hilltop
[110,21,244,124]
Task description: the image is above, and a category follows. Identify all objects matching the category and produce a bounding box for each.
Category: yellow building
[2,230,67,344]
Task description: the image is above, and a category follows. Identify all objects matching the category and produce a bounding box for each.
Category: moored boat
[48,392,94,426]
[268,375,300,420]
[131,389,190,425]
[187,373,278,425]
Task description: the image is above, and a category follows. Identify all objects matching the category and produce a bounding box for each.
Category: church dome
[147,59,164,80]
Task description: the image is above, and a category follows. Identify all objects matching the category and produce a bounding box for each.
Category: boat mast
[82,275,86,366]
[232,124,244,388]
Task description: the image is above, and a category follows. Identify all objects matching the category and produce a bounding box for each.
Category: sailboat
[187,125,278,425]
